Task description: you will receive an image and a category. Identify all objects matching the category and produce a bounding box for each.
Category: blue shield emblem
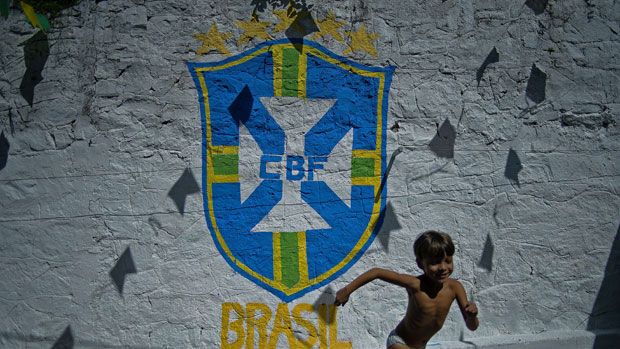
[188,39,394,301]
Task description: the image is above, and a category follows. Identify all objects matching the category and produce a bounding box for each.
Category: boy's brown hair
[414,230,455,263]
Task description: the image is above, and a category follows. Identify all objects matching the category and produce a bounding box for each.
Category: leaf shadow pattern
[525,63,546,104]
[0,131,9,171]
[428,118,456,159]
[504,148,522,187]
[524,0,549,15]
[587,225,620,348]
[477,233,493,272]
[168,168,200,215]
[19,30,49,107]
[109,246,137,295]
[285,8,319,53]
[25,0,82,16]
[51,325,73,349]
[476,47,499,86]
[250,0,312,17]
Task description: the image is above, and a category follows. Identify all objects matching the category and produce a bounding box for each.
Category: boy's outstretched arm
[334,267,417,306]
[453,280,479,331]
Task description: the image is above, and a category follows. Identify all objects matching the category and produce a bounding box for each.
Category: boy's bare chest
[401,288,456,340]
[410,289,454,319]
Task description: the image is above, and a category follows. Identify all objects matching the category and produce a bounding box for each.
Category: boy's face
[418,254,454,283]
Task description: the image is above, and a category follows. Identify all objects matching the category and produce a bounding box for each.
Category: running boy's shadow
[587,225,620,348]
[459,327,478,349]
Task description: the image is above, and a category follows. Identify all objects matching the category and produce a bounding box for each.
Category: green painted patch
[282,48,299,97]
[280,232,300,288]
[352,157,375,177]
[212,154,238,175]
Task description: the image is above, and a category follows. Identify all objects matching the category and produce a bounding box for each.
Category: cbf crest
[188,38,393,301]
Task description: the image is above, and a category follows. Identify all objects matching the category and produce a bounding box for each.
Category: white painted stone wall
[0,0,618,348]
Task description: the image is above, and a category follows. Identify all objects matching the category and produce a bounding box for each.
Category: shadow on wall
[20,30,49,107]
[428,118,456,159]
[284,8,318,53]
[109,246,137,295]
[51,326,73,349]
[525,64,547,104]
[0,328,166,348]
[0,131,9,171]
[250,0,312,15]
[476,47,499,86]
[524,0,549,15]
[312,286,335,325]
[248,0,317,52]
[477,233,494,272]
[587,225,620,348]
[377,201,402,253]
[504,148,522,187]
[167,168,200,215]
[23,0,82,15]
[229,85,253,124]
[284,8,318,40]
[375,147,402,203]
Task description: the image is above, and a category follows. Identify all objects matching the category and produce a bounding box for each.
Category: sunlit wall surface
[0,0,618,348]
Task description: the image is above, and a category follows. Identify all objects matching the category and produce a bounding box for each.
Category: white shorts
[386,329,426,349]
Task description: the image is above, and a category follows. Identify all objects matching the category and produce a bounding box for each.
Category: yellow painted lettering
[329,304,352,348]
[292,303,318,348]
[221,302,245,349]
[268,303,298,349]
[246,302,271,349]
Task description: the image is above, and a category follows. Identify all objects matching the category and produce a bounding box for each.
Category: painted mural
[188,39,392,301]
[188,38,393,301]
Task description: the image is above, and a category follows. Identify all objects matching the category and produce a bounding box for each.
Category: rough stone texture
[0,0,618,348]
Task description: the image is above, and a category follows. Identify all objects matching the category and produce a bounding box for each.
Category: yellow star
[235,18,273,46]
[272,9,297,34]
[193,24,232,56]
[343,24,379,57]
[311,11,345,43]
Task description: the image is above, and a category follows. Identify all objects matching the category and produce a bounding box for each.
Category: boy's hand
[464,301,478,318]
[334,286,350,306]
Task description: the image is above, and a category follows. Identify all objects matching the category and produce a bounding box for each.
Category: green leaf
[35,13,49,30]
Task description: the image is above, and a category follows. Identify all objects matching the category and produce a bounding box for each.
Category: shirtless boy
[334,230,479,349]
